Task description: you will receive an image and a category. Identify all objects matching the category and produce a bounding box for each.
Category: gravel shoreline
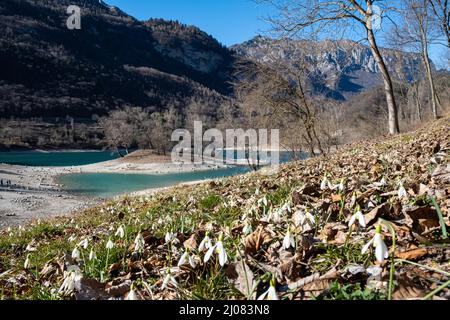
[0,153,230,227]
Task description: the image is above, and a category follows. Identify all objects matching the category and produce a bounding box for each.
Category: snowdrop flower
[348,210,366,228]
[258,196,268,207]
[334,179,345,192]
[125,287,139,300]
[282,227,295,250]
[320,176,329,190]
[281,203,292,213]
[204,234,228,267]
[134,233,145,253]
[362,225,389,263]
[58,266,82,295]
[24,254,31,269]
[397,182,408,199]
[89,249,96,261]
[71,247,80,260]
[268,208,282,223]
[26,243,37,252]
[115,225,125,239]
[198,232,213,251]
[294,210,315,228]
[178,250,197,268]
[258,277,279,300]
[161,269,178,290]
[106,238,114,250]
[374,177,387,188]
[165,232,177,244]
[78,238,89,250]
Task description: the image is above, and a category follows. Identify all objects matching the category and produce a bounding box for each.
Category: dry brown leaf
[183,233,198,251]
[244,226,272,255]
[226,260,255,298]
[392,273,425,300]
[395,248,428,261]
[364,203,390,226]
[331,194,342,203]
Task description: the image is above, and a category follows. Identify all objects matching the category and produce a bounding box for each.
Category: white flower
[348,211,366,228]
[282,228,295,250]
[125,288,139,300]
[293,210,315,228]
[106,238,114,250]
[258,278,279,300]
[374,177,387,188]
[361,226,389,263]
[68,235,77,242]
[320,176,329,190]
[134,233,145,253]
[268,208,282,223]
[115,225,125,239]
[333,179,345,192]
[71,247,80,260]
[24,254,31,269]
[398,183,408,199]
[26,243,37,252]
[58,266,82,295]
[258,196,268,207]
[178,250,197,268]
[165,232,177,244]
[78,238,89,250]
[281,203,292,213]
[198,233,213,251]
[89,249,96,261]
[204,235,228,267]
[161,269,178,290]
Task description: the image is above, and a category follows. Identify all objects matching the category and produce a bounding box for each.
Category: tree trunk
[366,28,400,134]
[421,34,441,119]
[414,82,422,121]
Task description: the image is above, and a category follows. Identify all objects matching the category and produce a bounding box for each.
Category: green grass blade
[431,197,448,239]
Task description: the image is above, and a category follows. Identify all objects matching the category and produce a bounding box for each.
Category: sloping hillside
[0,116,448,300]
[0,0,234,118]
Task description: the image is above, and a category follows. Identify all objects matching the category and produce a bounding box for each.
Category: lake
[0,151,119,167]
[57,167,251,198]
[1,150,306,198]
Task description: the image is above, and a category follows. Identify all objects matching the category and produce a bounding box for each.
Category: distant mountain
[231,36,425,100]
[0,0,235,118]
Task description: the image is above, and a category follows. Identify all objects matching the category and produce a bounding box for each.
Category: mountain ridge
[231,36,426,100]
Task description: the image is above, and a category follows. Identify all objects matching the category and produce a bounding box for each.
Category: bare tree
[234,52,324,157]
[261,0,401,134]
[99,109,136,156]
[393,0,442,119]
[429,0,450,47]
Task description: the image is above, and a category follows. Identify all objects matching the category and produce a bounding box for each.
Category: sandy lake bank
[0,150,230,227]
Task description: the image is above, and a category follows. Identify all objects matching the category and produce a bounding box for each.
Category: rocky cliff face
[232,36,424,100]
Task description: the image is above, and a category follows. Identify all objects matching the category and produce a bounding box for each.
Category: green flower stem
[395,259,450,277]
[423,279,450,300]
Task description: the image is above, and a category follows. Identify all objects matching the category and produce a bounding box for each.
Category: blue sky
[104,0,448,68]
[104,0,272,46]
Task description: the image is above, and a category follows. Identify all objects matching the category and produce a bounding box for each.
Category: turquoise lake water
[0,151,119,167]
[57,167,250,198]
[1,150,306,198]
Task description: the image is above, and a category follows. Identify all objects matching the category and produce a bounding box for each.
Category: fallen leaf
[395,248,428,261]
[226,260,255,298]
[245,226,272,255]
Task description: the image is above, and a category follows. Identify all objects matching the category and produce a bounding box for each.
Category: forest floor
[0,116,448,300]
